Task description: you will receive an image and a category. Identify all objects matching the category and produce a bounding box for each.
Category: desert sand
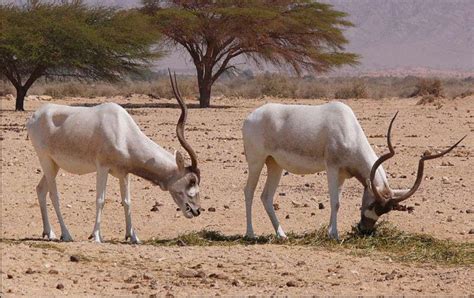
[1,95,473,295]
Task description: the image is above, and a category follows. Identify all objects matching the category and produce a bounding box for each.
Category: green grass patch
[146,222,473,266]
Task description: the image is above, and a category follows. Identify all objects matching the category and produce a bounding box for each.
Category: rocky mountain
[325,0,474,73]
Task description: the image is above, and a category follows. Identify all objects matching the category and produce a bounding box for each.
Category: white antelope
[242,102,464,239]
[26,73,201,243]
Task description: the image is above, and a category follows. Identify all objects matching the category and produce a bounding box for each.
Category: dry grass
[1,75,472,101]
[146,222,473,266]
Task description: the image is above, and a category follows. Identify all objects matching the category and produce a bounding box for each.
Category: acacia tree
[144,0,358,108]
[0,2,161,111]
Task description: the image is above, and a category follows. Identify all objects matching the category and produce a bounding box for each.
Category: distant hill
[8,0,474,75]
[325,0,474,74]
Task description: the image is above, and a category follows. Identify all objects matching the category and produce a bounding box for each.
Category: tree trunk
[15,86,27,111]
[198,81,212,108]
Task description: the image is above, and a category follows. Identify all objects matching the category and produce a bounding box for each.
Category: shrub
[257,74,297,98]
[334,81,368,99]
[410,78,444,97]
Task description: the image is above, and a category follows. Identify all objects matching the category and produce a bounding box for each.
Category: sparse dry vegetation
[334,81,368,99]
[410,78,444,97]
[146,223,474,266]
[2,74,472,102]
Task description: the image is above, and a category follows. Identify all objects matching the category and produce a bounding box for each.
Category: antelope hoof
[42,230,57,240]
[245,232,256,239]
[88,232,102,243]
[328,229,339,241]
[276,226,287,239]
[60,233,74,242]
[126,232,140,244]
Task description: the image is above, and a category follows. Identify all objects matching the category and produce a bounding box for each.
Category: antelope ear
[175,150,185,172]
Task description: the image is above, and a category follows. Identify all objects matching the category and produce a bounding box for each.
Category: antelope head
[358,113,465,233]
[167,70,201,218]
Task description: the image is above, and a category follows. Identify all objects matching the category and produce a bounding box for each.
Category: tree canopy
[144,0,359,107]
[0,1,161,110]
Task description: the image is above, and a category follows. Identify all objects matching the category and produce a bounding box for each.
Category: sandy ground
[1,95,473,295]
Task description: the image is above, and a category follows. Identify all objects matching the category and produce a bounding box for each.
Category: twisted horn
[390,135,466,204]
[168,69,199,175]
[369,112,398,203]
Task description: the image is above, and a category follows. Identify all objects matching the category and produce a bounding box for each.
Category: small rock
[318,203,325,210]
[70,255,80,262]
[384,270,397,280]
[48,269,59,275]
[279,192,286,196]
[179,269,198,278]
[223,205,230,210]
[291,200,302,208]
[143,273,153,280]
[286,280,297,287]
[466,209,473,214]
[35,168,41,174]
[177,239,187,246]
[56,283,64,290]
[447,216,453,222]
[283,171,289,176]
[296,261,306,266]
[441,177,450,184]
[273,203,280,210]
[231,279,243,286]
[132,284,140,289]
[399,175,407,179]
[468,229,474,235]
[204,196,211,200]
[66,204,72,208]
[436,210,443,214]
[217,263,224,268]
[7,274,13,279]
[25,268,34,274]
[304,183,310,187]
[310,212,315,216]
[209,272,229,280]
[441,161,454,166]
[208,207,216,212]
[285,214,290,219]
[151,202,162,212]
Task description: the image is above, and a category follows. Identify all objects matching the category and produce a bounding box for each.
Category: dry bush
[410,78,444,97]
[257,74,297,98]
[2,74,471,102]
[416,94,437,105]
[334,81,368,99]
[295,80,328,99]
[453,90,473,99]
